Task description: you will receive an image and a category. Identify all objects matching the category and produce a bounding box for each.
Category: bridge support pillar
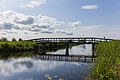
[66,43,69,56]
[92,44,95,57]
[42,43,46,54]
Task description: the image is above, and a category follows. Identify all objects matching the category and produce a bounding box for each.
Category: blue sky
[0,0,120,40]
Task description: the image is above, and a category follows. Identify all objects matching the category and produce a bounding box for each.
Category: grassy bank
[88,40,120,80]
[0,41,77,59]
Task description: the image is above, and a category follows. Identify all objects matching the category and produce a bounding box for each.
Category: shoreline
[0,41,78,59]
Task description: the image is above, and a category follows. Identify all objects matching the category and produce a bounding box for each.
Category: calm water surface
[0,45,93,80]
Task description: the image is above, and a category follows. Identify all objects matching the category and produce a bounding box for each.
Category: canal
[0,44,93,80]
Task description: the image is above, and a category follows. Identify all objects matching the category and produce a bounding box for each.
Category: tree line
[0,37,23,42]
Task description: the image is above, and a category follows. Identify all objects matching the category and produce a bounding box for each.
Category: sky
[0,0,120,40]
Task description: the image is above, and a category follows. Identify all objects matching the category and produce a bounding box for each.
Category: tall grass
[88,40,120,80]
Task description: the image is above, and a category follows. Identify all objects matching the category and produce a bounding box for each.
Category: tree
[0,37,8,41]
[12,38,16,41]
[19,38,23,41]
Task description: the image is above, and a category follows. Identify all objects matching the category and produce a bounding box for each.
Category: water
[0,45,93,80]
[47,44,92,56]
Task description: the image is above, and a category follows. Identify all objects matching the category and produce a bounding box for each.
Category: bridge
[27,37,113,62]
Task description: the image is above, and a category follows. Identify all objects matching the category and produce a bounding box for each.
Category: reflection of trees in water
[14,61,33,69]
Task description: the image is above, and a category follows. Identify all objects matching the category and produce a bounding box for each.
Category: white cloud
[41,30,53,34]
[20,0,46,8]
[0,10,73,37]
[0,22,14,29]
[74,25,101,31]
[66,32,73,35]
[68,21,81,27]
[0,10,62,30]
[14,16,34,25]
[55,29,73,36]
[69,25,106,37]
[56,30,66,34]
[81,5,98,10]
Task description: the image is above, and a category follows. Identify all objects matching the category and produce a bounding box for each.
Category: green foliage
[88,40,120,80]
[0,41,36,53]
[0,37,8,41]
[12,37,17,41]
[0,41,78,59]
[44,74,64,80]
[19,38,23,41]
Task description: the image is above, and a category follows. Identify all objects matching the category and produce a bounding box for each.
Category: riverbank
[0,41,78,59]
[87,40,120,80]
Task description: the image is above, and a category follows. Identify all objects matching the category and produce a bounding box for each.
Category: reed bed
[88,40,120,80]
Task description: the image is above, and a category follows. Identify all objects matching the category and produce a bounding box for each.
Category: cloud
[5,31,17,34]
[0,10,67,35]
[55,29,73,35]
[20,0,46,8]
[74,25,101,31]
[1,33,6,35]
[0,10,75,38]
[14,16,34,25]
[66,32,73,35]
[56,30,66,34]
[29,29,41,32]
[34,32,38,35]
[32,24,50,29]
[68,21,81,27]
[70,25,101,36]
[0,22,14,29]
[24,32,28,34]
[41,30,53,34]
[81,5,98,10]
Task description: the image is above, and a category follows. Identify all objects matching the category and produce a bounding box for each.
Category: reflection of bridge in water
[27,37,113,62]
[32,54,97,63]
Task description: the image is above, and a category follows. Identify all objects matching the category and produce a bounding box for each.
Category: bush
[19,38,23,41]
[0,37,8,41]
[12,38,17,41]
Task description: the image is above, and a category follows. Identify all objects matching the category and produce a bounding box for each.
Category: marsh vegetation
[88,40,120,80]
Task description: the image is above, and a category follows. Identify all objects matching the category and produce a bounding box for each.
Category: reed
[88,40,120,80]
